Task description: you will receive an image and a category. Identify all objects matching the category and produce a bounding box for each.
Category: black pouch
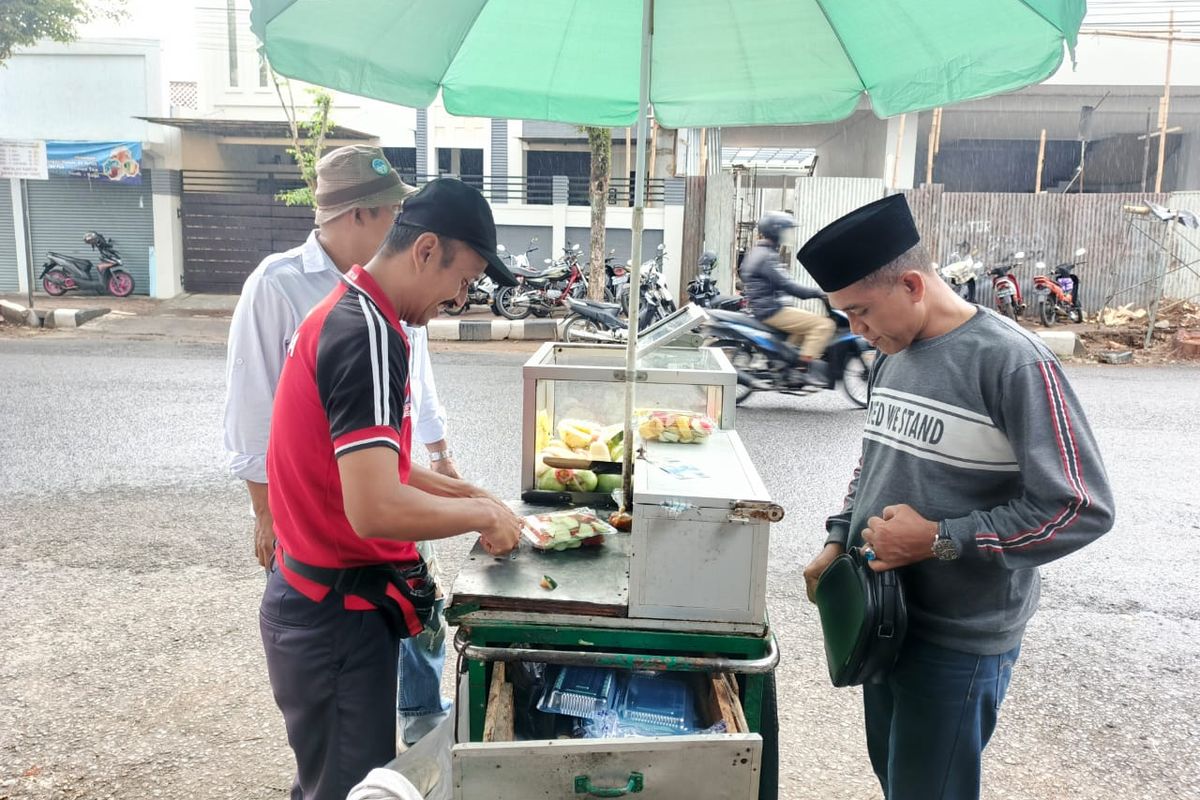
[813,547,907,687]
[281,551,437,637]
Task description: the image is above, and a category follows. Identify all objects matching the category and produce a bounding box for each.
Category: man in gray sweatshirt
[800,195,1115,800]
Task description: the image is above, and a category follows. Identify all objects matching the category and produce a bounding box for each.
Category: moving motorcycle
[703,300,875,407]
[988,251,1026,322]
[40,231,135,298]
[937,241,982,303]
[494,242,587,320]
[687,250,747,311]
[1033,247,1086,326]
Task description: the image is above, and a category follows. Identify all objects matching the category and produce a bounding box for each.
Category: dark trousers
[863,637,1021,800]
[260,568,401,800]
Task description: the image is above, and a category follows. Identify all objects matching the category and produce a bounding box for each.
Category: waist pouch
[813,547,907,687]
[281,549,437,638]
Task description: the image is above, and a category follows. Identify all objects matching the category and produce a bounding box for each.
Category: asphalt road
[0,335,1197,799]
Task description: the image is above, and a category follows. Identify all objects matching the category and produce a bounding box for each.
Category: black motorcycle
[704,300,875,407]
[560,296,629,343]
[40,231,135,297]
[687,250,746,311]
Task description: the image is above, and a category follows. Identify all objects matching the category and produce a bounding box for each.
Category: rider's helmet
[83,231,99,246]
[698,251,718,269]
[757,212,797,245]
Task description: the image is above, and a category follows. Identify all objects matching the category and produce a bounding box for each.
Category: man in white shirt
[223,145,456,746]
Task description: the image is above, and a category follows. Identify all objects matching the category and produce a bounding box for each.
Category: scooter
[1033,247,1086,326]
[703,300,875,408]
[688,251,747,311]
[444,274,498,316]
[937,241,982,303]
[988,251,1026,322]
[40,231,135,297]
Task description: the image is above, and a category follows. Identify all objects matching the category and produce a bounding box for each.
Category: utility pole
[1154,10,1175,194]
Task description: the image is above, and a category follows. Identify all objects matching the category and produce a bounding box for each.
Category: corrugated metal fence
[788,178,1190,310]
[1162,191,1200,304]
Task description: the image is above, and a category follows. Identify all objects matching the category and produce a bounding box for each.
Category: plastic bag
[636,409,716,444]
[520,508,616,551]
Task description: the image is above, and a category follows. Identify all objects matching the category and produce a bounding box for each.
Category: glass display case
[521,340,737,504]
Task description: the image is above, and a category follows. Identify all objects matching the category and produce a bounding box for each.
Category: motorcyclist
[740,211,835,381]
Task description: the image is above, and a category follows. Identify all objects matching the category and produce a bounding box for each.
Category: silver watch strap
[428,449,452,462]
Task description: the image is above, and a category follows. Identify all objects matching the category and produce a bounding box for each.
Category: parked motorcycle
[494,242,588,320]
[602,251,629,302]
[560,296,629,343]
[703,300,875,407]
[988,251,1026,321]
[40,231,135,297]
[444,274,498,315]
[687,250,747,311]
[1033,247,1086,326]
[617,244,677,327]
[937,241,982,303]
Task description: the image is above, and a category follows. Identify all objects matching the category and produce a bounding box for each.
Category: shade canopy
[251,0,1083,128]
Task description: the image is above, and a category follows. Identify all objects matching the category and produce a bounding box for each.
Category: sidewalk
[0,292,565,344]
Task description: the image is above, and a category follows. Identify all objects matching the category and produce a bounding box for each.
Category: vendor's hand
[861,504,938,572]
[803,543,845,603]
[254,511,275,570]
[478,501,521,556]
[430,456,461,480]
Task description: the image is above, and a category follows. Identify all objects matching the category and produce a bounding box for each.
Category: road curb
[427,318,560,341]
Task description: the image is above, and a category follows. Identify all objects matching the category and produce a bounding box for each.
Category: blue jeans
[863,637,1021,800]
[396,597,452,746]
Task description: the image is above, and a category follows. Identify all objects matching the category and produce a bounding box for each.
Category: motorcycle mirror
[544,258,553,265]
[657,244,665,252]
[496,244,507,253]
[1036,261,1047,270]
[1075,247,1087,257]
[572,243,581,252]
[1014,251,1026,259]
[531,237,539,243]
[931,262,940,269]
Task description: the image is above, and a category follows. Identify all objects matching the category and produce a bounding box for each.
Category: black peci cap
[394,178,517,286]
[797,194,921,293]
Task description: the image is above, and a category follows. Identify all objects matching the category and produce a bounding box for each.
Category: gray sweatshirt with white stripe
[825,308,1115,655]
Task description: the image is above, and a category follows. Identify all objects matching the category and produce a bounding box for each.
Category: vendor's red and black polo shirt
[267,264,420,631]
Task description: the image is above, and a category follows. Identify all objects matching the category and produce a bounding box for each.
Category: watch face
[934,537,959,561]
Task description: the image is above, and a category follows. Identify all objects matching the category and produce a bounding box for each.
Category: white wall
[0,40,164,142]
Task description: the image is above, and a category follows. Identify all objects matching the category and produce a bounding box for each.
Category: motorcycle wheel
[42,269,69,296]
[841,350,876,409]
[1038,300,1056,327]
[998,297,1020,322]
[493,286,531,320]
[443,301,467,316]
[561,314,609,343]
[107,270,135,298]
[709,338,757,405]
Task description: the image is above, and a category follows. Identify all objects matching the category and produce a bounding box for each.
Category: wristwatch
[932,522,960,561]
[428,449,453,463]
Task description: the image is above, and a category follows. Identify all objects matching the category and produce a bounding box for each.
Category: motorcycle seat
[576,299,622,312]
[48,252,91,266]
[511,264,560,279]
[707,309,789,338]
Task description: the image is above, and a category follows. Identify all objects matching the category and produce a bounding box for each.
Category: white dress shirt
[223,230,448,484]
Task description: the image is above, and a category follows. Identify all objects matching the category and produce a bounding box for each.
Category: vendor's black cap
[797,194,921,293]
[395,178,517,286]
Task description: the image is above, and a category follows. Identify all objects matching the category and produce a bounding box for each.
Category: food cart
[446,308,783,800]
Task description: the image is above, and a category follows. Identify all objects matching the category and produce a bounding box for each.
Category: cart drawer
[452,734,761,800]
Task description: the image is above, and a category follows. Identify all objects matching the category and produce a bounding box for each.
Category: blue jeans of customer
[863,636,1021,800]
[396,597,452,746]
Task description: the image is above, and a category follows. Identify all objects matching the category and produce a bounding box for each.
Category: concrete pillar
[551,175,569,256]
[884,113,920,190]
[150,189,183,299]
[662,178,686,299]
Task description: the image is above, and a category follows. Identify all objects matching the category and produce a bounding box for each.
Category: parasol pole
[621,0,653,511]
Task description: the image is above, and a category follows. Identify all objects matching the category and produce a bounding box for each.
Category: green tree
[269,68,334,208]
[0,0,123,65]
[582,126,612,300]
